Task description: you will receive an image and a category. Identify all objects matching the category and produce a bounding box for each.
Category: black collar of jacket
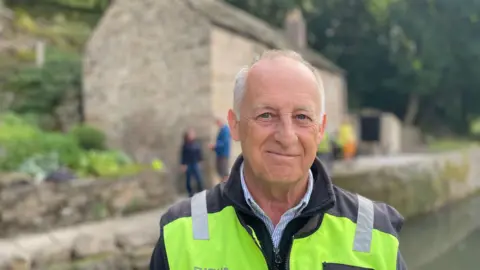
[223,155,336,217]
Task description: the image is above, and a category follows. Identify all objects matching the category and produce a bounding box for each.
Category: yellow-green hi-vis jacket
[150,156,407,270]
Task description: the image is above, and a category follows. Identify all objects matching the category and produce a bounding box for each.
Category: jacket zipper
[271,234,282,269]
[248,221,282,269]
[284,235,294,270]
[260,222,281,269]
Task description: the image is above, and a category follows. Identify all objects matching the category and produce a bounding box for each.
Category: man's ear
[228,109,240,141]
[317,114,327,142]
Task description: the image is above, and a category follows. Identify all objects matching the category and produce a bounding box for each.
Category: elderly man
[150,50,407,270]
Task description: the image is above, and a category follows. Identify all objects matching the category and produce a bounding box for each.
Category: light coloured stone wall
[402,125,426,153]
[83,0,212,181]
[0,170,174,238]
[210,26,268,179]
[380,112,402,154]
[0,206,166,270]
[333,148,480,219]
[317,69,347,133]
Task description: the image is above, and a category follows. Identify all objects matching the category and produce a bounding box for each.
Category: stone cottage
[83,0,348,187]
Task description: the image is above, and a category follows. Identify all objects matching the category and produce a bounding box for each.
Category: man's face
[228,57,326,185]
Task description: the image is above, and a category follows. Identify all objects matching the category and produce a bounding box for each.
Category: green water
[418,229,480,270]
[400,194,480,270]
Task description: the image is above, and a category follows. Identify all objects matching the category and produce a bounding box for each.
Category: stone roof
[187,0,344,74]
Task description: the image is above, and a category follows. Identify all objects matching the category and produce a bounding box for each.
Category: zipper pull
[274,248,282,264]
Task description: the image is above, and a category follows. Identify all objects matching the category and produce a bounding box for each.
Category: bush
[17,152,60,183]
[0,113,148,179]
[69,124,106,150]
[0,112,39,127]
[0,116,83,171]
[5,48,81,130]
[76,150,142,178]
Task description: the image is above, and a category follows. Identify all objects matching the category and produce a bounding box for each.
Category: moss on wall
[332,150,478,219]
[439,153,470,183]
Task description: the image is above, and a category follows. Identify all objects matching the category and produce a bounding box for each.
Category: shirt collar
[239,161,314,216]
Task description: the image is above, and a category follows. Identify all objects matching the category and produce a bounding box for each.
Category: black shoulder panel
[327,186,404,238]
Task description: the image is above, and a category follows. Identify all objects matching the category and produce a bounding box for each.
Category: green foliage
[53,0,110,10]
[427,139,478,152]
[225,0,480,136]
[0,115,82,171]
[12,9,91,50]
[225,0,298,27]
[69,125,106,150]
[76,150,142,178]
[5,48,81,128]
[5,0,107,28]
[0,113,147,179]
[17,152,60,182]
[471,119,480,135]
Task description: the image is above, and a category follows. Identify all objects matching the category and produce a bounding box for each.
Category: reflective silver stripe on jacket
[353,194,374,252]
[191,190,209,240]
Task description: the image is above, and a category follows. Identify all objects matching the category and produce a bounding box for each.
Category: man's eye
[296,114,311,121]
[258,113,272,119]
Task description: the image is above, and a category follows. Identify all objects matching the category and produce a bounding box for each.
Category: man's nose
[274,114,298,146]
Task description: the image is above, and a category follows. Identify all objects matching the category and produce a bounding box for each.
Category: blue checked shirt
[240,162,313,250]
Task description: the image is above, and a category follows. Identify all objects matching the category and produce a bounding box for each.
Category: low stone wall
[0,170,176,238]
[0,206,165,270]
[332,148,480,219]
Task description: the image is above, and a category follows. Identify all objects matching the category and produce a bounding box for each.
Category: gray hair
[233,50,326,122]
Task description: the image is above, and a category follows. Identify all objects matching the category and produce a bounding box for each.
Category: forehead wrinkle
[252,103,315,113]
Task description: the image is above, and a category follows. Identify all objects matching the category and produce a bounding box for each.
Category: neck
[243,162,309,226]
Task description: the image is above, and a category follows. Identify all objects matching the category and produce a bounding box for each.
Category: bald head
[233,50,325,122]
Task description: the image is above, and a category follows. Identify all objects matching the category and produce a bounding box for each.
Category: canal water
[400,193,480,270]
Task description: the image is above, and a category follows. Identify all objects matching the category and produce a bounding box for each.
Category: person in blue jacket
[210,117,231,182]
[180,128,204,197]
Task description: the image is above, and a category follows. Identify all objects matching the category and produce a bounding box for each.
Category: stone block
[0,243,30,270]
[14,235,69,269]
[116,230,158,251]
[0,173,33,189]
[70,254,130,270]
[128,245,154,270]
[72,233,117,259]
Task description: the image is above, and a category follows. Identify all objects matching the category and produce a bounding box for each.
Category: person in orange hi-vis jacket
[337,116,357,160]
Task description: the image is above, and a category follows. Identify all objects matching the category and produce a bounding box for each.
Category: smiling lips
[266,151,300,158]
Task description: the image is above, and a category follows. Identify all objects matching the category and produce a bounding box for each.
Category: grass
[427,138,479,152]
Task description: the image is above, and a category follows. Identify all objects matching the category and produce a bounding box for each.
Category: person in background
[209,117,231,182]
[316,131,334,176]
[338,116,357,161]
[180,128,204,197]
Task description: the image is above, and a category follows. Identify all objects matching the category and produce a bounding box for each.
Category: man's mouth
[266,151,299,157]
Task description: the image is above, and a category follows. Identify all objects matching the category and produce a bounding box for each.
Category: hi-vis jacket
[149,156,407,270]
